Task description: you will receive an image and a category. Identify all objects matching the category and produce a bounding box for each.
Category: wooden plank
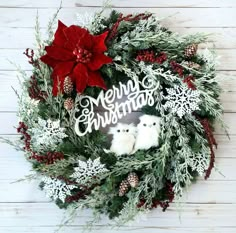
[75,0,236,8]
[0,226,236,233]
[1,0,236,8]
[0,180,49,203]
[0,8,236,28]
[215,135,236,158]
[0,48,235,71]
[2,27,236,49]
[0,203,236,227]
[0,0,74,8]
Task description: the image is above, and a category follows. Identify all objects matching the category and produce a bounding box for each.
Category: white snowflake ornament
[30,118,67,151]
[163,85,201,118]
[192,152,210,176]
[76,12,94,29]
[71,158,108,184]
[42,177,76,203]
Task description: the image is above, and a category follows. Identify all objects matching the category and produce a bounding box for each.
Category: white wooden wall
[0,1,236,232]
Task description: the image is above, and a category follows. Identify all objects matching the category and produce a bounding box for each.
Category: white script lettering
[74,77,158,136]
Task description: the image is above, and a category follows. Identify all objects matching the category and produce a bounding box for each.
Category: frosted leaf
[198,48,220,70]
[42,177,76,203]
[76,11,106,34]
[163,85,201,118]
[18,92,39,122]
[71,158,108,184]
[30,118,67,151]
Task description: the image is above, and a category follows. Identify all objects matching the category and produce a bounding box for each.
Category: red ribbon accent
[107,13,152,42]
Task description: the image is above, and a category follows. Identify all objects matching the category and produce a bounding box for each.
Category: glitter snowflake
[163,85,201,118]
[42,177,76,202]
[71,158,108,184]
[192,152,210,176]
[30,118,67,151]
[76,12,94,28]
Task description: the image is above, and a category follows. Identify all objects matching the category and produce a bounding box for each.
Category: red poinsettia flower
[40,20,112,96]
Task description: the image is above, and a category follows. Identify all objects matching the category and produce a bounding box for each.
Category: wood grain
[1,0,236,8]
[0,226,236,233]
[2,27,236,49]
[1,202,236,227]
[0,8,235,28]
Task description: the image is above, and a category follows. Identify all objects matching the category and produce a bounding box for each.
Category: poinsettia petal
[92,31,109,53]
[52,75,66,96]
[64,25,89,49]
[40,54,58,68]
[87,53,112,71]
[87,70,107,90]
[77,32,93,50]
[45,46,75,61]
[52,61,75,79]
[53,20,68,47]
[72,63,89,93]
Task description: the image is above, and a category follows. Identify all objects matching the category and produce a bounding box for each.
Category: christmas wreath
[9,7,225,227]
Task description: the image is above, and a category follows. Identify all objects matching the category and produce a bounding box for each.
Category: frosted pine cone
[127,172,139,188]
[184,44,198,58]
[63,76,73,94]
[119,179,130,196]
[64,98,74,111]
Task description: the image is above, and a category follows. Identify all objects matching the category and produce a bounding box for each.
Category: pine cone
[63,76,73,94]
[184,44,198,58]
[127,172,139,188]
[64,97,74,111]
[119,179,130,196]
[186,61,201,69]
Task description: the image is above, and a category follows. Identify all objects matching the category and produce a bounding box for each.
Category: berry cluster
[137,183,174,211]
[170,60,184,77]
[65,191,86,203]
[136,50,167,64]
[29,151,64,165]
[183,75,196,90]
[23,48,39,68]
[28,75,47,101]
[198,118,217,179]
[17,122,31,151]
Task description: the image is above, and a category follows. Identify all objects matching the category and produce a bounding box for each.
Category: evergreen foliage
[5,7,225,229]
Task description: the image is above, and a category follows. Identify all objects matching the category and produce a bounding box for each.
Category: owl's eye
[117,129,120,132]
[143,123,147,127]
[126,129,129,132]
[153,122,156,126]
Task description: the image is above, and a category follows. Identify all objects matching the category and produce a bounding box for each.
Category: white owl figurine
[108,123,136,156]
[134,115,161,151]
